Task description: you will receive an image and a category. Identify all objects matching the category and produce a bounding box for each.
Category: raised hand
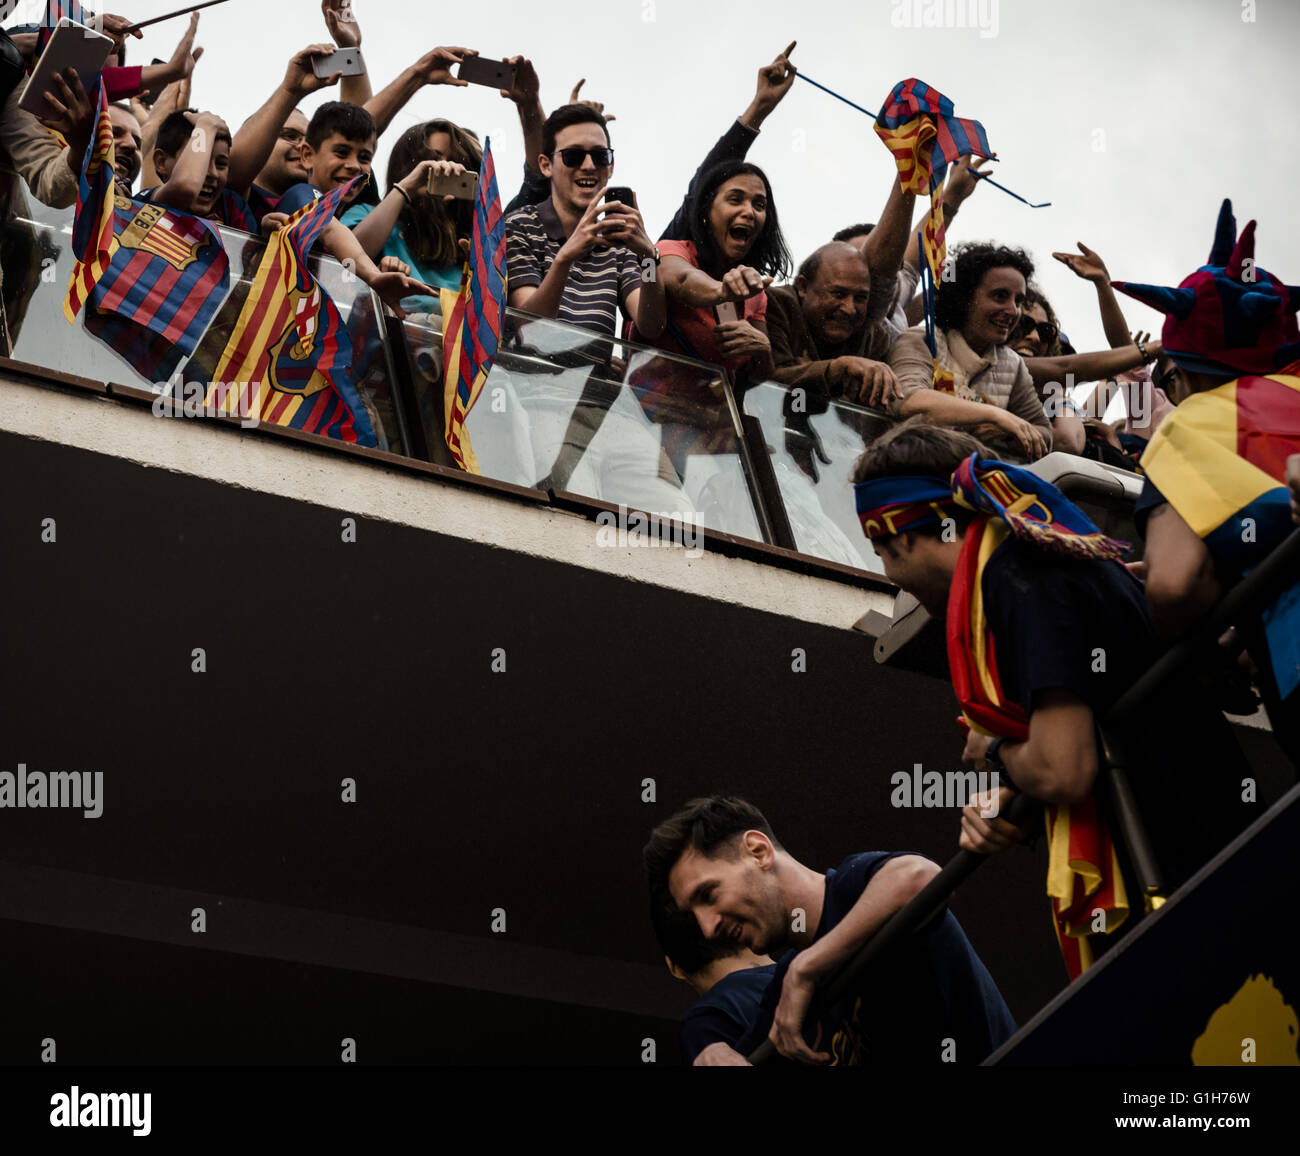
[754,41,797,114]
[568,79,614,123]
[416,46,475,87]
[1052,242,1110,285]
[322,0,362,49]
[165,13,204,83]
[944,154,992,208]
[501,55,540,105]
[100,13,145,49]
[283,44,343,99]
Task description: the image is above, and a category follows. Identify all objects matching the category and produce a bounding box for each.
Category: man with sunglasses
[505,104,664,339]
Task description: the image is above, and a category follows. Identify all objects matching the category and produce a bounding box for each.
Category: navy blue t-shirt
[981,537,1261,890]
[736,852,1016,1065]
[679,964,778,1063]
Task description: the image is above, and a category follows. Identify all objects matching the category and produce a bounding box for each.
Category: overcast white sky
[15,0,1300,353]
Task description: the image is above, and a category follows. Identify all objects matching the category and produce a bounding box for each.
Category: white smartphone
[18,20,115,122]
[312,47,366,79]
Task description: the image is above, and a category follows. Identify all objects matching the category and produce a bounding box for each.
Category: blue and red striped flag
[208,176,377,446]
[63,76,118,321]
[875,79,992,391]
[438,138,507,473]
[82,199,231,381]
[36,0,89,59]
[65,80,232,382]
[875,78,991,195]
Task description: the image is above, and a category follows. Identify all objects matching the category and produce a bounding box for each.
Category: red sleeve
[102,66,144,102]
[658,239,697,266]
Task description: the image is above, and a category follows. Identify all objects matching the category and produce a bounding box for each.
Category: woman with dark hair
[888,242,1053,460]
[634,159,792,383]
[342,119,482,292]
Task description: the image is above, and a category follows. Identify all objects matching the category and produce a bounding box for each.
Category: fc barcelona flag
[63,77,117,323]
[875,79,992,392]
[81,199,231,381]
[208,176,377,447]
[438,138,507,473]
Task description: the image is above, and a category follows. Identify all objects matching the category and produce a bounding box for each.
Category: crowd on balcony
[3,5,1299,1070]
[0,7,1214,467]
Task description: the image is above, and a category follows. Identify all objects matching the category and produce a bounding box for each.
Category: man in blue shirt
[645,796,1016,1065]
[650,898,774,1064]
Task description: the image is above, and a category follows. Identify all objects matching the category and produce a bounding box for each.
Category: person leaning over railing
[851,418,1263,973]
[886,243,1052,461]
[343,119,480,298]
[644,795,1017,1066]
[764,169,919,410]
[632,159,791,386]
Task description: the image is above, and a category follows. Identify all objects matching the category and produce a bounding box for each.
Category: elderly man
[765,175,915,409]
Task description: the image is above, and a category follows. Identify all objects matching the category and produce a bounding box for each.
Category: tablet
[18,19,115,122]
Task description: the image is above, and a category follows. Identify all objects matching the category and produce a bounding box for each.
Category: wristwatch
[985,737,1017,791]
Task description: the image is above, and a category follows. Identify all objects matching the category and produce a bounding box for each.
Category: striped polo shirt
[505,197,643,337]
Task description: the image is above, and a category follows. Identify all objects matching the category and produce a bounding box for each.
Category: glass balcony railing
[397,305,768,541]
[1,167,1146,581]
[742,380,892,574]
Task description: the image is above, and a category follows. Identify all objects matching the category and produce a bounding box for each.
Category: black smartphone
[604,186,636,209]
[456,55,516,90]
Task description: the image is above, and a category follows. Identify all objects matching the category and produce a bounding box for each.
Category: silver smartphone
[19,20,115,121]
[428,169,478,200]
[715,301,741,324]
[312,47,366,79]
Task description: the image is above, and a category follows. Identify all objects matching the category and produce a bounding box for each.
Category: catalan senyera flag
[876,79,992,391]
[63,77,117,323]
[208,176,377,447]
[1139,370,1300,568]
[438,138,507,473]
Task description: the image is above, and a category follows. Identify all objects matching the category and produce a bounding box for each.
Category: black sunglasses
[1012,316,1059,345]
[554,146,614,168]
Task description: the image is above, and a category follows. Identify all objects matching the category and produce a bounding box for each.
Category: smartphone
[715,301,740,324]
[18,20,114,121]
[604,186,636,209]
[428,169,478,200]
[312,47,366,79]
[456,56,516,91]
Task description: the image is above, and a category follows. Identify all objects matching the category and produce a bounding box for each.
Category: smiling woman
[886,242,1054,461]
